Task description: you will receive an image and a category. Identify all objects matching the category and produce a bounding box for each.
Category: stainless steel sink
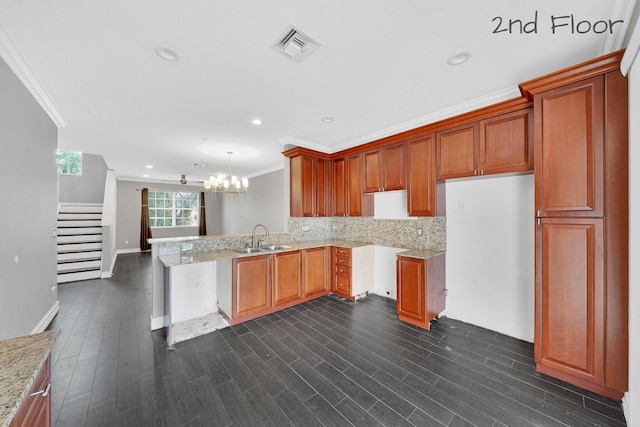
[234,247,265,254]
[262,245,292,251]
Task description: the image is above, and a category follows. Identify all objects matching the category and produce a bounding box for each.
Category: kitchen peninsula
[149,215,446,345]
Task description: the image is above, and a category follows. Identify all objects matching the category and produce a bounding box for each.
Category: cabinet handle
[30,383,50,398]
[537,217,541,226]
[480,169,484,176]
[474,170,478,176]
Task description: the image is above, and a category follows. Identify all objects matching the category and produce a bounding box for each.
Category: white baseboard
[150,315,165,331]
[117,248,141,255]
[31,300,59,334]
[100,271,112,279]
[622,392,630,426]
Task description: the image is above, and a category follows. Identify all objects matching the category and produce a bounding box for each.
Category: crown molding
[0,24,67,128]
[621,2,640,75]
[312,86,521,154]
[279,136,331,154]
[601,0,638,55]
[246,163,284,179]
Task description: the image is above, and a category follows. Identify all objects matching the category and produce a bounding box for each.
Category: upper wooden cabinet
[480,108,533,175]
[364,142,406,192]
[287,150,330,217]
[436,122,478,179]
[533,77,604,218]
[407,134,444,217]
[333,154,372,217]
[436,109,533,180]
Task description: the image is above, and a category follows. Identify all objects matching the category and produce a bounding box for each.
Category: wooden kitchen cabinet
[435,122,478,179]
[286,149,330,217]
[536,218,605,386]
[364,142,406,192]
[333,154,372,217]
[10,356,51,427]
[436,109,533,180]
[520,51,628,400]
[302,246,330,297]
[406,134,444,216]
[272,250,301,307]
[396,254,446,331]
[232,255,272,321]
[332,247,352,299]
[480,108,533,175]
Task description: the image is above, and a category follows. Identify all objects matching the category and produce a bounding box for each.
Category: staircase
[57,203,103,283]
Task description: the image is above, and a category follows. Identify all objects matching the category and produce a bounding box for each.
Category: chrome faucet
[251,223,270,248]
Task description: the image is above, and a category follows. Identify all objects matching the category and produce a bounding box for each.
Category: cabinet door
[333,159,347,216]
[232,255,271,319]
[364,150,382,193]
[302,247,329,297]
[315,158,329,217]
[436,123,479,179]
[347,154,363,216]
[535,77,604,217]
[535,218,604,385]
[396,257,425,323]
[11,357,50,427]
[407,135,440,216]
[272,251,301,307]
[300,156,315,217]
[480,108,533,175]
[382,142,406,191]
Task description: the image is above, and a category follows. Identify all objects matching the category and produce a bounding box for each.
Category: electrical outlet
[417,227,423,236]
[302,225,310,232]
[50,284,56,295]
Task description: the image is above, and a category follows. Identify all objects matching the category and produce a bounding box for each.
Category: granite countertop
[0,329,59,427]
[396,249,446,259]
[159,240,372,267]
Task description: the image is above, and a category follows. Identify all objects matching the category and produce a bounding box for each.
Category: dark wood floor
[47,252,626,426]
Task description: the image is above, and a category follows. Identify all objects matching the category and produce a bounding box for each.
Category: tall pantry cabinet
[520,51,628,400]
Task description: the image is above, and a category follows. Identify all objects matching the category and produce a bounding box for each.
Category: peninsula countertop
[158,239,445,267]
[0,329,59,427]
[158,239,372,267]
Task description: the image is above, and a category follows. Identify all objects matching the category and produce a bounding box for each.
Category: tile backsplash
[287,216,445,251]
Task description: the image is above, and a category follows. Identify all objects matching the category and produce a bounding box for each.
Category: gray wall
[116,180,222,251]
[0,58,58,340]
[221,169,285,234]
[59,152,108,203]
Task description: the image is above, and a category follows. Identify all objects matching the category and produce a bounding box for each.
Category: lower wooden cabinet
[272,251,302,307]
[535,218,609,392]
[227,248,331,324]
[302,247,330,297]
[396,254,446,330]
[11,356,51,427]
[232,255,272,321]
[332,247,352,299]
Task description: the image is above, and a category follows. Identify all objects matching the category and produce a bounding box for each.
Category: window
[56,150,82,175]
[148,191,199,227]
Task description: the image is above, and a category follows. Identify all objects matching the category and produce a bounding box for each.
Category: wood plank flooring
[47,252,626,426]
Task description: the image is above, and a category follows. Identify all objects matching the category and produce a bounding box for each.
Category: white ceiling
[0,1,637,184]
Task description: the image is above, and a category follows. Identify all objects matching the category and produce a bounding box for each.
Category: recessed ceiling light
[145,165,153,169]
[447,51,471,66]
[143,174,149,178]
[321,117,335,123]
[154,46,180,62]
[252,119,262,125]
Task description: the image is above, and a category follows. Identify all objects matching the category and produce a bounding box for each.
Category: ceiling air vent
[271,25,320,63]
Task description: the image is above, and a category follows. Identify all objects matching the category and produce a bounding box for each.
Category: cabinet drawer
[334,273,351,295]
[334,256,351,267]
[334,264,351,276]
[334,247,351,257]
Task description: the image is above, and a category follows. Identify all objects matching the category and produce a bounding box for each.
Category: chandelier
[203,151,249,195]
